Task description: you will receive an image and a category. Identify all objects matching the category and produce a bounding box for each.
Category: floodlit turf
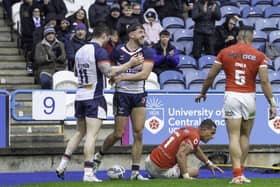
[15,178,280,187]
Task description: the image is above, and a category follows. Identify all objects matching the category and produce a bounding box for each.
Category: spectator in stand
[119,0,129,10]
[143,8,163,47]
[88,0,110,28]
[32,12,58,46]
[116,3,141,42]
[46,0,67,18]
[152,30,180,76]
[65,23,91,71]
[143,0,184,21]
[192,0,221,60]
[105,3,121,31]
[2,0,21,25]
[32,0,49,17]
[28,5,45,74]
[132,2,144,24]
[104,30,120,55]
[67,7,89,33]
[215,15,239,55]
[182,0,195,19]
[34,26,66,89]
[56,18,72,45]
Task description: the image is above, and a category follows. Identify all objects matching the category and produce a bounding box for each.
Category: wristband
[182,173,190,179]
[269,97,276,107]
[205,160,213,166]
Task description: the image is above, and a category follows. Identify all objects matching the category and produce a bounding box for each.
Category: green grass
[15,178,280,187]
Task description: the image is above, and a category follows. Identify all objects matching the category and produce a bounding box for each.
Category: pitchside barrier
[0,90,9,148]
[9,90,280,146]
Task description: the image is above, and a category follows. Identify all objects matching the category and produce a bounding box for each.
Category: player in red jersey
[145,119,223,179]
[195,26,277,184]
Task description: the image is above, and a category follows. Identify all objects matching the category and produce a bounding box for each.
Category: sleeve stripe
[98,60,111,64]
[144,60,154,63]
[214,60,222,64]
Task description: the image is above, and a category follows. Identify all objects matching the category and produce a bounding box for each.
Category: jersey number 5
[235,70,245,85]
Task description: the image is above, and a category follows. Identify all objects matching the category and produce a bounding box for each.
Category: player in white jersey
[56,23,144,182]
[94,24,154,180]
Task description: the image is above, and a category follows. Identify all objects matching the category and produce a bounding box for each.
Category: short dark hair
[200,119,217,129]
[126,23,144,34]
[92,23,111,37]
[159,30,170,36]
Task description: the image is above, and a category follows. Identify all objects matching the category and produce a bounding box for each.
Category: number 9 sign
[32,91,66,120]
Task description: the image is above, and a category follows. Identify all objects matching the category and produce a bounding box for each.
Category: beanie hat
[44,26,56,36]
[110,3,120,12]
[75,23,87,31]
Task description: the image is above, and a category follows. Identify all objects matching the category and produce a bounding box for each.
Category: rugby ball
[107,165,126,179]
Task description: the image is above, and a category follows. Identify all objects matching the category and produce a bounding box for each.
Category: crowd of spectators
[3,0,244,89]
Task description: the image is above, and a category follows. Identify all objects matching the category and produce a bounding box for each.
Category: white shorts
[145,155,180,179]
[223,91,256,120]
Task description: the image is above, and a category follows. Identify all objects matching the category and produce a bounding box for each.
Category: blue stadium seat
[173,29,193,42]
[266,58,274,70]
[264,6,280,18]
[240,18,256,27]
[255,18,278,32]
[184,69,207,90]
[273,57,280,71]
[178,55,197,69]
[172,41,186,55]
[184,41,193,56]
[161,17,185,30]
[269,30,280,43]
[212,71,226,89]
[185,18,194,30]
[241,6,263,18]
[159,70,185,90]
[251,0,273,11]
[198,55,216,69]
[252,30,267,52]
[220,6,241,17]
[268,70,280,91]
[215,17,226,26]
[273,0,280,5]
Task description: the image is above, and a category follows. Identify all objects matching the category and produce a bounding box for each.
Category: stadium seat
[52,70,78,125]
[185,18,194,30]
[269,30,280,43]
[241,6,263,18]
[236,0,251,8]
[273,56,280,71]
[252,30,267,52]
[266,57,274,70]
[255,18,278,32]
[159,70,185,90]
[184,69,207,90]
[52,70,78,90]
[251,0,273,11]
[273,0,280,5]
[184,41,193,56]
[215,17,226,26]
[263,6,280,18]
[240,18,256,27]
[161,16,185,30]
[145,72,160,90]
[212,70,226,89]
[178,55,197,69]
[220,6,241,17]
[171,41,186,55]
[173,29,193,42]
[268,70,280,91]
[198,55,216,69]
